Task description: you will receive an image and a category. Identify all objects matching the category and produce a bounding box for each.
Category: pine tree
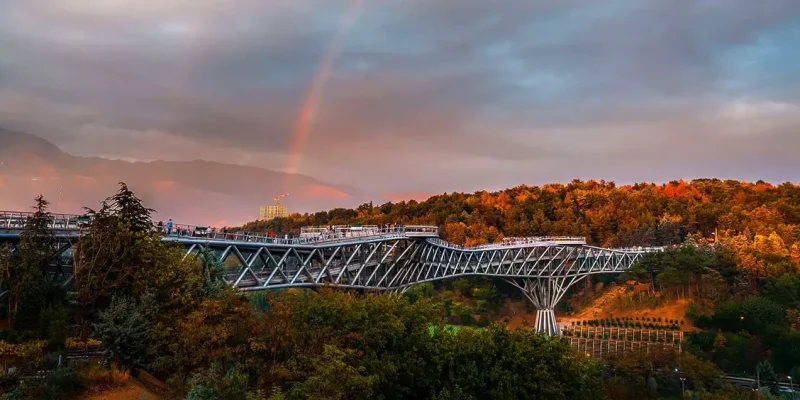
[107,182,155,234]
[756,360,780,395]
[2,195,55,327]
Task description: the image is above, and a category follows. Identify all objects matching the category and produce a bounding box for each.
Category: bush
[713,297,786,334]
[19,366,84,399]
[93,295,156,371]
[78,362,130,389]
[460,309,476,325]
[475,300,488,313]
[39,306,69,350]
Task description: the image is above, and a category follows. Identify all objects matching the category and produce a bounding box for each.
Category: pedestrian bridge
[1,210,662,335]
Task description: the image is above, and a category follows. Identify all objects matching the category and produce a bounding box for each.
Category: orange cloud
[303,185,351,199]
[382,191,435,203]
[154,180,177,191]
[74,174,98,188]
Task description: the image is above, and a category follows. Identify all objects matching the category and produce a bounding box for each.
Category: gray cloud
[0,0,798,201]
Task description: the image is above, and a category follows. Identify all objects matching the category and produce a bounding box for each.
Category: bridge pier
[507,277,586,337]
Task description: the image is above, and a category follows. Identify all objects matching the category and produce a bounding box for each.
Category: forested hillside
[3,180,800,399]
[245,178,800,267]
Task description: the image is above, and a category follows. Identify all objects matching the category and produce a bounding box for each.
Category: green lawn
[428,324,479,337]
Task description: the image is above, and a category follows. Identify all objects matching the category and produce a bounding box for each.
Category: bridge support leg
[507,277,585,337]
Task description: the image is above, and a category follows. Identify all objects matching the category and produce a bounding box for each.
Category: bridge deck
[1,210,610,250]
[1,209,663,336]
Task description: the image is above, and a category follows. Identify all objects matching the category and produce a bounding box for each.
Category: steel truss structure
[1,211,661,335]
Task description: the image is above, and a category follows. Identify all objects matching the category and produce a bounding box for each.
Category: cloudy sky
[1,0,799,204]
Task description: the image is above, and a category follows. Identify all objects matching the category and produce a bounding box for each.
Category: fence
[563,326,683,358]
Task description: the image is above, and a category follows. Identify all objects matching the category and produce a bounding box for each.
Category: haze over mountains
[0,128,361,226]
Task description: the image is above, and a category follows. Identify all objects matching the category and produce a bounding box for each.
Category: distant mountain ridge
[0,127,361,225]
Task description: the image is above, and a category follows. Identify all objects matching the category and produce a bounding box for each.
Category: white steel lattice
[1,213,661,336]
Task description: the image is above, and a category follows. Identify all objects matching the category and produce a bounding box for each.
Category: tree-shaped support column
[506,277,585,336]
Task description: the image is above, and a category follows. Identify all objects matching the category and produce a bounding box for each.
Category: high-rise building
[259,204,288,221]
[259,193,289,221]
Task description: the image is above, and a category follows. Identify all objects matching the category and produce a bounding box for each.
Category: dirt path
[81,381,159,400]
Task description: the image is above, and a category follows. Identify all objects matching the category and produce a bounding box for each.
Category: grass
[78,361,131,390]
[428,324,479,337]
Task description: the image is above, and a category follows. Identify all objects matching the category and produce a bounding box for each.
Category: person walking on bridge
[167,218,173,235]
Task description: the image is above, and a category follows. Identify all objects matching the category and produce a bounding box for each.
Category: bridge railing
[157,223,438,245]
[300,224,437,237]
[428,236,587,250]
[2,210,439,245]
[615,246,667,253]
[0,211,89,231]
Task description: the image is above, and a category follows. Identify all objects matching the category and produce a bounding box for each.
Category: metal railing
[1,210,439,245]
[428,236,587,250]
[612,246,668,253]
[0,211,89,230]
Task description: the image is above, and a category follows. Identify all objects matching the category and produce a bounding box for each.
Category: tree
[1,195,55,328]
[186,364,252,400]
[429,326,603,399]
[107,182,155,234]
[149,291,264,386]
[198,246,225,296]
[287,345,378,400]
[756,360,780,395]
[93,294,156,371]
[72,183,160,335]
[72,201,139,333]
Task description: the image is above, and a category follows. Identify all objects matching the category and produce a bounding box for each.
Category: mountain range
[0,128,362,226]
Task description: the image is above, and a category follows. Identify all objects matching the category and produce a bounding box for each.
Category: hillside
[0,128,361,225]
[245,179,800,254]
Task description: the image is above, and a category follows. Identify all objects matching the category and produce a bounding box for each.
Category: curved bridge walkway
[1,211,662,336]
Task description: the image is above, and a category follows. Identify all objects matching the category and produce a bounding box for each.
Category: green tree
[287,345,378,400]
[1,195,56,328]
[73,200,140,331]
[39,305,69,350]
[93,294,156,370]
[198,246,225,296]
[108,182,155,234]
[186,364,251,400]
[149,291,263,386]
[430,326,603,399]
[756,360,780,395]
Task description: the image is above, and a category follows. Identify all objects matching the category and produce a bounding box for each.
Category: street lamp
[789,375,794,400]
[679,377,686,396]
[675,369,685,397]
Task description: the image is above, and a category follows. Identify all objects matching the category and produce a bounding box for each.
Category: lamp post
[675,369,685,397]
[790,375,795,400]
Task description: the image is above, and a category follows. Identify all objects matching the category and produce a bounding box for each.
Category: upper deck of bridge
[0,210,617,250]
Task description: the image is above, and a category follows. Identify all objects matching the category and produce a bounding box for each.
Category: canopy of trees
[2,180,794,399]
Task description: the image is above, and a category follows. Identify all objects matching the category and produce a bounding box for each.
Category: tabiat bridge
[0,210,663,336]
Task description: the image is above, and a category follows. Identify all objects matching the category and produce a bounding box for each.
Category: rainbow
[284,0,366,178]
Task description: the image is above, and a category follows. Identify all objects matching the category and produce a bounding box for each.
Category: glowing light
[283,0,365,178]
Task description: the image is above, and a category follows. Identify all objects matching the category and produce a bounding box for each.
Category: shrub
[39,306,69,350]
[78,362,131,389]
